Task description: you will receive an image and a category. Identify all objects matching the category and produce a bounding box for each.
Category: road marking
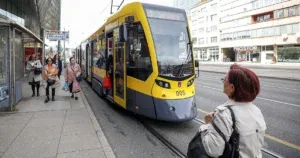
[195,84,300,108]
[197,77,299,91]
[264,134,300,151]
[262,84,298,91]
[196,108,300,151]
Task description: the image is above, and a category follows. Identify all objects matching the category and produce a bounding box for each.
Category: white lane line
[197,78,299,91]
[262,84,298,91]
[195,84,300,108]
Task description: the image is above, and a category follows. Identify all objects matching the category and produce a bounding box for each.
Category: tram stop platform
[0,77,115,158]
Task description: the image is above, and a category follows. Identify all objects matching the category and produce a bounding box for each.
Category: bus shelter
[0,16,43,111]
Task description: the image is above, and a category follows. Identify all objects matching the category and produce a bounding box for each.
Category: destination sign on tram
[145,9,185,21]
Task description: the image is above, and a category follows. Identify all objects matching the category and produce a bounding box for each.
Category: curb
[80,91,116,158]
[199,70,300,82]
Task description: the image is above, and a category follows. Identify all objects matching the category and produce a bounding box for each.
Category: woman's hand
[204,112,215,124]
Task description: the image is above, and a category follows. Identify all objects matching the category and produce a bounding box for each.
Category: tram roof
[78,2,186,46]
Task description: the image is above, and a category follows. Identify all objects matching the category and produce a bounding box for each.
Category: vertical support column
[9,27,15,111]
[273,44,278,64]
[34,41,37,55]
[42,29,45,66]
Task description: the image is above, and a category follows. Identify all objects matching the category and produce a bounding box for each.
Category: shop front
[0,17,43,111]
[277,45,300,63]
[234,46,261,63]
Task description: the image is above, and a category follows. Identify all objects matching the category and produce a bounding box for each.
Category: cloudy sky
[48,0,174,49]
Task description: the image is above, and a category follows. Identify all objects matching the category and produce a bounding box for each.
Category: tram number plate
[176,90,185,96]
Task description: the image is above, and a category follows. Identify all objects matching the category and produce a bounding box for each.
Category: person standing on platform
[53,54,63,79]
[64,57,81,100]
[26,54,43,97]
[43,58,59,103]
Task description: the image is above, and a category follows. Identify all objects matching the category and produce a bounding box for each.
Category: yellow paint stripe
[197,108,300,151]
[264,134,300,151]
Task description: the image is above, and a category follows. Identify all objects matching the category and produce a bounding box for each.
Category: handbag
[72,81,81,93]
[103,76,112,89]
[34,68,42,75]
[70,65,82,82]
[47,79,55,86]
[187,106,239,158]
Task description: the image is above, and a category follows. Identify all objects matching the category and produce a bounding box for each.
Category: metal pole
[10,27,15,111]
[58,0,61,55]
[8,27,12,111]
[110,0,113,14]
[64,28,66,64]
[42,29,45,66]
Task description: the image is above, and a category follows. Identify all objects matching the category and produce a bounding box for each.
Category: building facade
[219,0,300,63]
[191,0,220,62]
[174,0,201,13]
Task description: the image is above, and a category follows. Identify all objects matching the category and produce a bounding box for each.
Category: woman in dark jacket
[53,54,63,79]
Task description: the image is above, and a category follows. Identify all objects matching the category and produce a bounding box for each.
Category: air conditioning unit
[282,34,288,40]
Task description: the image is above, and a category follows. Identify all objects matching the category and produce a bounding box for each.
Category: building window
[286,24,293,34]
[201,7,206,12]
[208,48,219,62]
[211,14,217,21]
[211,3,217,9]
[293,23,299,33]
[198,28,204,33]
[198,38,204,44]
[211,26,218,32]
[274,9,284,19]
[274,26,280,35]
[211,37,217,43]
[256,14,271,22]
[288,7,296,17]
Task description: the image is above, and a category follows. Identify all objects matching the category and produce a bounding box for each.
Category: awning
[0,16,43,44]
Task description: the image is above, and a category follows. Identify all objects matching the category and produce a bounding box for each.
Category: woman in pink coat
[64,57,81,100]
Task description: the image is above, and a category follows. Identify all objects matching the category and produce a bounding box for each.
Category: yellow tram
[75,2,200,122]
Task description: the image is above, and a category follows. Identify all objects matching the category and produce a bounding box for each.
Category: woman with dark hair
[64,57,81,100]
[42,57,59,103]
[53,54,62,79]
[196,64,266,158]
[26,54,42,97]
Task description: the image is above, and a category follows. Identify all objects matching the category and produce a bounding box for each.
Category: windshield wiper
[176,26,193,77]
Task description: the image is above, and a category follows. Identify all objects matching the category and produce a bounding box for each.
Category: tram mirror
[119,24,127,42]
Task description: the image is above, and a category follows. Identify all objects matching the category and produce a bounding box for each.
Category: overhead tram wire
[99,1,112,17]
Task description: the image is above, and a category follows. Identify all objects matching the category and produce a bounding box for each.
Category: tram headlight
[155,79,171,89]
[187,78,194,87]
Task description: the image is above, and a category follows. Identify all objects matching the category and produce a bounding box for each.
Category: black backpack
[187,106,240,158]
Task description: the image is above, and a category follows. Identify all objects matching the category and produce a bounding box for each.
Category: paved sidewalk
[0,78,115,158]
[198,62,300,81]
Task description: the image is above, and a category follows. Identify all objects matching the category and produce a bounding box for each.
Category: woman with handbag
[26,54,42,97]
[187,64,266,158]
[42,57,59,103]
[64,57,81,100]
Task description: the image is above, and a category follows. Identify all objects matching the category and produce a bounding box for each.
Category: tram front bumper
[153,96,197,122]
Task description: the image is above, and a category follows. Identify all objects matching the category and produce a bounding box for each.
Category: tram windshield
[145,7,194,79]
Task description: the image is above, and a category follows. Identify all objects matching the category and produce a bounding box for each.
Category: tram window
[126,23,152,81]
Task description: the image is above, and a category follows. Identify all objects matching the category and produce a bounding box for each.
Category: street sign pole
[64,28,66,64]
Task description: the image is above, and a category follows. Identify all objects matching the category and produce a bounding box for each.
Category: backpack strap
[211,106,237,142]
[227,106,237,131]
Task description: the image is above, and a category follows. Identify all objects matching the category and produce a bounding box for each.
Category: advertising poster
[0,84,9,107]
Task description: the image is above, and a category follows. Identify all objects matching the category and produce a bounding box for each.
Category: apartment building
[173,0,201,13]
[219,0,300,63]
[191,0,220,61]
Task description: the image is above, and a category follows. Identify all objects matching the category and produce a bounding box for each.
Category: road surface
[83,72,300,157]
